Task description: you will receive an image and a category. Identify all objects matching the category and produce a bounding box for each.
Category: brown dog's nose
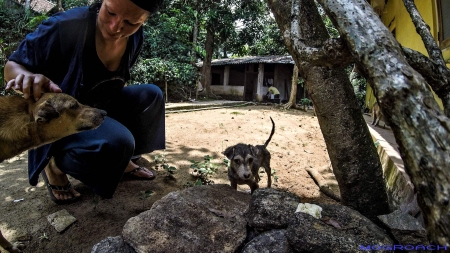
[99,110,107,117]
[244,172,251,179]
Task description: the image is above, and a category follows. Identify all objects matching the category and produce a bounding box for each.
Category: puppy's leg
[264,165,272,188]
[0,230,25,253]
[230,180,238,190]
[249,181,259,194]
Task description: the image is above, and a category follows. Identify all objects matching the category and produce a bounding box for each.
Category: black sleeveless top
[78,11,131,110]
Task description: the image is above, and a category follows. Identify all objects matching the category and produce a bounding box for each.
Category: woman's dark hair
[88,1,101,13]
[88,0,162,14]
[130,0,162,14]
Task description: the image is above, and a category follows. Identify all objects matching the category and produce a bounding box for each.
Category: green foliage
[300,98,311,106]
[300,98,312,110]
[154,152,177,175]
[271,169,278,183]
[138,190,154,209]
[131,6,199,100]
[0,7,42,90]
[62,0,91,10]
[187,155,226,186]
[26,15,49,29]
[230,17,288,56]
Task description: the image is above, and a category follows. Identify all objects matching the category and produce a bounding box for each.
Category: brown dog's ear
[35,100,60,123]
[223,146,235,159]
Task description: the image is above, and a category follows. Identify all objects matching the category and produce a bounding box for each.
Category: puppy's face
[224,144,259,181]
[32,93,106,142]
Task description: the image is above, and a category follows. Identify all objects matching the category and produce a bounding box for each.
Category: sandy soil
[0,104,339,253]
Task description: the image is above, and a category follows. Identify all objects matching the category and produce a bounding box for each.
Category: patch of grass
[154,151,177,175]
[138,190,154,209]
[185,155,227,187]
[230,111,244,115]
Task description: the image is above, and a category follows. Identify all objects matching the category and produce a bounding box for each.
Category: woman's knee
[137,84,164,104]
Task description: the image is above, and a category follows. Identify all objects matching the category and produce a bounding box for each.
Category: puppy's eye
[70,103,80,110]
[248,158,253,163]
[234,159,240,164]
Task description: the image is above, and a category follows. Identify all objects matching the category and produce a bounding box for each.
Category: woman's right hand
[5,73,62,100]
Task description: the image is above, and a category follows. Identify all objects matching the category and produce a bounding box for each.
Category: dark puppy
[223,117,275,193]
[371,101,387,128]
[0,93,106,252]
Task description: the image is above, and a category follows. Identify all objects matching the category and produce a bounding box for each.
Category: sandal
[123,167,156,180]
[130,155,141,164]
[41,171,80,205]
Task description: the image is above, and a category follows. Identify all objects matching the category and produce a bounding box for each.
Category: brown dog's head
[32,93,106,143]
[223,143,259,180]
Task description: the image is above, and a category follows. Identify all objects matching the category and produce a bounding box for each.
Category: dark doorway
[244,73,257,101]
[212,73,221,86]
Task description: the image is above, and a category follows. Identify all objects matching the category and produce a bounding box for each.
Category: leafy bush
[0,7,42,89]
[130,58,198,101]
[186,155,227,186]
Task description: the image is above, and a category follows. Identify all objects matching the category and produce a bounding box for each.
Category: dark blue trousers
[46,84,165,198]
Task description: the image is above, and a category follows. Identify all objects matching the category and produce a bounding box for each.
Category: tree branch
[318,0,450,246]
[402,0,446,66]
[402,47,450,97]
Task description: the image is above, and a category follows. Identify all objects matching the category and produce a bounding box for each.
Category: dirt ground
[0,104,340,253]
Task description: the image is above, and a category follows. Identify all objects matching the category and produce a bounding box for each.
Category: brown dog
[0,93,106,252]
[371,101,386,128]
[223,117,275,194]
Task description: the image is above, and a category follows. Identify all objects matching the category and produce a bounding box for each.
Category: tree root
[305,167,341,202]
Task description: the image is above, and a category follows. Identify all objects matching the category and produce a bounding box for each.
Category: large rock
[245,188,301,231]
[91,236,136,253]
[241,229,294,253]
[122,184,251,253]
[286,203,393,252]
[378,210,428,245]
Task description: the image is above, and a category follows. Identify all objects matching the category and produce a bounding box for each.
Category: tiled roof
[17,0,56,14]
[196,55,294,67]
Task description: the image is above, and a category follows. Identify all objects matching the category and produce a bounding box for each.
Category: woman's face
[97,0,149,41]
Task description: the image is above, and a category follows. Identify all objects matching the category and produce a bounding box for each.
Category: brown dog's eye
[234,159,240,164]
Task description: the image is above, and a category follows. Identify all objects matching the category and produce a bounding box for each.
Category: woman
[4,0,165,203]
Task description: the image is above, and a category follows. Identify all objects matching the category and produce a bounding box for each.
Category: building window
[438,0,450,49]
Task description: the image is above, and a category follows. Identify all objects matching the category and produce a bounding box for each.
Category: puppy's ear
[35,101,60,123]
[249,145,259,156]
[223,146,235,159]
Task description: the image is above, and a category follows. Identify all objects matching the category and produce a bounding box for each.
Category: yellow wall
[366,0,445,110]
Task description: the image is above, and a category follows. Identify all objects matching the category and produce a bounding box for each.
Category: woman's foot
[124,160,156,180]
[43,158,81,202]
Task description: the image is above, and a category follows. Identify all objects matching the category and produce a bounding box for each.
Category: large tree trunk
[201,26,214,98]
[284,64,298,109]
[192,12,200,100]
[317,0,450,246]
[57,0,63,12]
[267,0,390,223]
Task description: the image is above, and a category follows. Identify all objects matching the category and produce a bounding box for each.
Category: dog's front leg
[249,181,259,194]
[230,181,238,190]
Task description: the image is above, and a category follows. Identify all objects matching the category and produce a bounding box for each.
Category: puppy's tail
[264,117,275,148]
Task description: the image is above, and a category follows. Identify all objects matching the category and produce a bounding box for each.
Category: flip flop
[123,167,156,180]
[41,171,80,205]
[130,155,141,163]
